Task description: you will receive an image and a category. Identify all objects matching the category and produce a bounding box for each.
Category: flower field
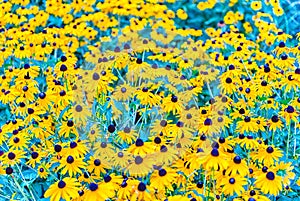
[0,0,300,200]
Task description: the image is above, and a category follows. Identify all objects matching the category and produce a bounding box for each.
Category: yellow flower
[44,177,80,201]
[57,155,86,176]
[220,175,247,196]
[224,11,237,24]
[273,6,284,16]
[150,167,177,191]
[251,1,262,11]
[255,171,283,195]
[125,155,154,177]
[253,145,283,166]
[176,9,188,20]
[161,94,183,114]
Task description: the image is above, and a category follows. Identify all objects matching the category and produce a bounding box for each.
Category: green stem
[203,170,207,200]
[205,82,213,98]
[286,124,291,158]
[272,130,275,145]
[293,126,297,157]
[12,176,30,201]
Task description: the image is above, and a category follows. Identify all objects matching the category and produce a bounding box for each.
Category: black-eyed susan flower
[127,138,154,156]
[199,148,229,171]
[150,167,177,191]
[279,105,298,124]
[83,182,109,201]
[251,1,262,11]
[268,115,284,132]
[126,155,153,177]
[130,181,153,201]
[3,149,26,166]
[161,94,183,114]
[220,175,247,196]
[87,156,108,176]
[112,83,135,101]
[57,155,86,176]
[226,155,249,176]
[44,178,80,201]
[109,150,130,168]
[135,86,161,107]
[253,145,283,166]
[62,140,87,158]
[37,163,50,179]
[255,171,283,195]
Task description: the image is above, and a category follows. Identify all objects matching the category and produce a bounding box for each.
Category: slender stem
[241,61,251,78]
[272,130,275,145]
[192,97,199,109]
[203,170,207,198]
[138,105,148,137]
[12,176,30,201]
[246,148,250,190]
[293,126,297,157]
[205,82,213,98]
[114,68,126,84]
[0,194,9,199]
[286,124,291,158]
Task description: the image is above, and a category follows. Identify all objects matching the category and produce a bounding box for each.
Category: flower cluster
[0,0,299,201]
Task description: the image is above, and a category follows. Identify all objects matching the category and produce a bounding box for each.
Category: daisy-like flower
[135,86,161,107]
[279,105,298,124]
[26,150,45,168]
[44,177,80,201]
[178,107,200,128]
[236,116,257,133]
[83,182,113,201]
[109,150,130,168]
[273,162,295,187]
[253,145,283,166]
[161,94,183,114]
[125,155,154,177]
[237,134,259,149]
[268,115,284,132]
[94,142,115,158]
[57,155,86,176]
[275,54,295,70]
[87,156,108,176]
[150,119,173,136]
[240,188,271,201]
[127,138,154,156]
[72,103,91,125]
[219,76,239,94]
[9,134,29,150]
[62,141,88,158]
[36,91,55,110]
[150,167,177,191]
[251,1,262,11]
[130,181,153,201]
[280,72,299,92]
[58,119,78,138]
[255,171,283,195]
[116,126,137,144]
[112,83,135,101]
[117,178,135,200]
[220,175,247,196]
[291,97,300,109]
[149,145,178,165]
[37,163,50,179]
[3,150,26,166]
[199,148,229,171]
[226,155,249,176]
